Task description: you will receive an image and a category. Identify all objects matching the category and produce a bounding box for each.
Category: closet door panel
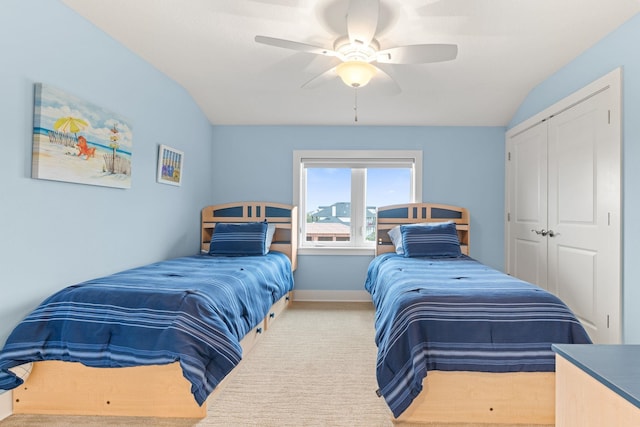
[555,247,596,325]
[507,122,548,289]
[547,88,619,343]
[548,100,599,301]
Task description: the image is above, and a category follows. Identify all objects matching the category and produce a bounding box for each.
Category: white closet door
[547,87,620,344]
[507,122,548,289]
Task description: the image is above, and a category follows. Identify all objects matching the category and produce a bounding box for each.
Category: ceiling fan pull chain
[354,88,358,122]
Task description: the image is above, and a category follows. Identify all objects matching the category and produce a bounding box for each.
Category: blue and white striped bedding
[365,253,591,418]
[0,252,293,405]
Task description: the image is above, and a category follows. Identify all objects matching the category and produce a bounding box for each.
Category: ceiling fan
[254,0,458,91]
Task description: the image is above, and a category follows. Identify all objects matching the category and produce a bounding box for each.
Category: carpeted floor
[199,301,393,426]
[0,302,553,427]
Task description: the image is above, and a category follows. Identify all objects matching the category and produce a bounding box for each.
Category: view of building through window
[305,168,411,244]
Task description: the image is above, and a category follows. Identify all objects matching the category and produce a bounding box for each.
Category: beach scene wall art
[31,83,133,189]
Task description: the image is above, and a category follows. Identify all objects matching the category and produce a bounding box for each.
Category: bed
[367,203,591,425]
[0,201,298,418]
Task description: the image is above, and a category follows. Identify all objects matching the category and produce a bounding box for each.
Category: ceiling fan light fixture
[336,61,377,88]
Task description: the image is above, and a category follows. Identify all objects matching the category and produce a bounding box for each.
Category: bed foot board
[12,361,205,418]
[393,371,555,425]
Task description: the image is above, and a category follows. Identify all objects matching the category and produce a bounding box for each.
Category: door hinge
[507,212,511,222]
[508,152,511,161]
[607,314,610,328]
[608,110,611,124]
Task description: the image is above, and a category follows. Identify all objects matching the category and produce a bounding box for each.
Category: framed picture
[32,83,133,189]
[157,144,183,186]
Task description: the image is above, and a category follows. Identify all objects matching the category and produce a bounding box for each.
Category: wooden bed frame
[375,203,555,426]
[11,202,298,418]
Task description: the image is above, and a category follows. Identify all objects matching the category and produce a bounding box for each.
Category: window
[293,150,422,254]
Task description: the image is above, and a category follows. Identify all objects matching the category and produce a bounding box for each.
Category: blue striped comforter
[0,252,293,405]
[365,253,591,418]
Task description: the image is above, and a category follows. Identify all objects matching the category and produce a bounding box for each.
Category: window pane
[306,168,351,243]
[365,168,412,241]
[295,150,421,251]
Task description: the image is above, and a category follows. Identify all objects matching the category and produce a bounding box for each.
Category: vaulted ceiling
[62,0,640,126]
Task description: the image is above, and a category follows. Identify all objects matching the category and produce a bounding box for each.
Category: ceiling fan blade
[371,65,401,95]
[376,44,458,64]
[255,35,336,56]
[301,67,338,89]
[347,0,379,46]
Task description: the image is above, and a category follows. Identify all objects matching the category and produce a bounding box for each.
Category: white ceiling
[61,0,640,126]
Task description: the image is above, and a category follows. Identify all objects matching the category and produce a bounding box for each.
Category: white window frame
[293,150,422,255]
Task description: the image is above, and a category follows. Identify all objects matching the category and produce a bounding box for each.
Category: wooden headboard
[201,202,298,271]
[375,203,469,256]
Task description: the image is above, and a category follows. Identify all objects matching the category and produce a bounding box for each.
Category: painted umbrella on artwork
[53,116,89,135]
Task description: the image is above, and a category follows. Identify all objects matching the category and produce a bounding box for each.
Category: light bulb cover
[336,61,377,88]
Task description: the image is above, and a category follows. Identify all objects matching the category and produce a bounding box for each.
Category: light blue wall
[0,1,214,344]
[210,125,506,292]
[509,14,640,343]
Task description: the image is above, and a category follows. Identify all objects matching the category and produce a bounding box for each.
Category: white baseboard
[0,391,12,421]
[292,290,371,302]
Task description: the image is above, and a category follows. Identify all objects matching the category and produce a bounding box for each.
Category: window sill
[298,247,376,256]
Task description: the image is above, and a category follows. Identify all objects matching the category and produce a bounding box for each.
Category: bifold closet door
[506,77,621,344]
[507,121,548,290]
[547,87,620,344]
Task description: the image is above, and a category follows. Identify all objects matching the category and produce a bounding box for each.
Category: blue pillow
[209,222,269,256]
[400,221,461,258]
[388,221,454,255]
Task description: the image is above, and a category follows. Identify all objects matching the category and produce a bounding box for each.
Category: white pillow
[266,223,277,249]
[387,221,454,255]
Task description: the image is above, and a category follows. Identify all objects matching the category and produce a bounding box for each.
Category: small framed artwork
[157,144,183,186]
